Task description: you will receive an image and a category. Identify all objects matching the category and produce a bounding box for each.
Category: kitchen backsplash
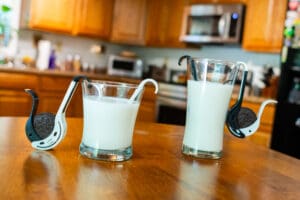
[127,46,281,70]
[16,29,281,71]
[16,29,127,69]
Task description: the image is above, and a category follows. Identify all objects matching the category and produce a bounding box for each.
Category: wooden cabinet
[74,0,114,39]
[28,0,287,51]
[0,70,157,122]
[29,0,114,38]
[0,73,39,116]
[38,76,82,117]
[136,85,157,122]
[145,0,187,48]
[29,0,76,34]
[242,0,287,53]
[0,73,79,117]
[110,0,148,45]
[189,0,246,3]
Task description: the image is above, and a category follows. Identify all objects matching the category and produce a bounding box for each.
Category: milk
[183,80,233,152]
[82,96,139,150]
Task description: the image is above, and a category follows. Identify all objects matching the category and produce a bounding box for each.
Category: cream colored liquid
[183,80,233,152]
[82,96,139,150]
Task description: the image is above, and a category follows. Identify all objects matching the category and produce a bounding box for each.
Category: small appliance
[107,54,143,78]
[180,4,245,44]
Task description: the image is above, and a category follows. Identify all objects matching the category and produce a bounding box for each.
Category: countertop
[0,66,275,103]
[0,117,299,199]
[0,66,142,83]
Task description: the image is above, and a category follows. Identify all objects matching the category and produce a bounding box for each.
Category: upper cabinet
[29,0,76,33]
[145,0,188,48]
[27,0,288,52]
[242,0,287,53]
[189,0,246,3]
[28,0,114,38]
[74,0,114,39]
[110,0,188,47]
[110,0,148,45]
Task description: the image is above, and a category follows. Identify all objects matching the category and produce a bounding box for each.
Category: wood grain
[0,117,299,199]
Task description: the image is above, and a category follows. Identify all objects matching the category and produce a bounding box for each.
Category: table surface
[0,117,299,200]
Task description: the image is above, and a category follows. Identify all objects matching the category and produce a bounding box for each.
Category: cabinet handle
[296,118,300,128]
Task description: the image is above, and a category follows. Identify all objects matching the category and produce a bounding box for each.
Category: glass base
[79,143,132,161]
[182,144,222,159]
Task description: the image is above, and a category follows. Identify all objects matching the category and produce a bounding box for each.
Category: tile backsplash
[17,29,281,71]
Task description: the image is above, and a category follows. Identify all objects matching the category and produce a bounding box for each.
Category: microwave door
[181,15,221,43]
[181,14,233,43]
[218,13,231,39]
[180,4,244,44]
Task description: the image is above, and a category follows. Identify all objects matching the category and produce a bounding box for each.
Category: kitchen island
[0,117,299,199]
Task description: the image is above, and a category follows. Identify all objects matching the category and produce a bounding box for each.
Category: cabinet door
[110,0,147,45]
[146,0,187,48]
[136,86,157,122]
[0,73,39,116]
[75,0,114,39]
[188,0,246,3]
[0,90,32,116]
[242,0,287,53]
[39,76,83,117]
[29,0,76,33]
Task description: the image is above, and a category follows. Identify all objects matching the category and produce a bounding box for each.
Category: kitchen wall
[17,29,126,68]
[127,45,281,71]
[0,0,21,59]
[16,29,281,72]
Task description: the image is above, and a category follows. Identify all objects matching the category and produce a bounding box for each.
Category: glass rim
[190,58,237,66]
[83,79,138,89]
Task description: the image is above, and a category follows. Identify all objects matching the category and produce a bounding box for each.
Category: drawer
[0,90,32,116]
[0,72,38,90]
[40,76,74,92]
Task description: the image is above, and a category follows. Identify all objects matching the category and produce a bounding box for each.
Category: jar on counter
[64,54,73,71]
[73,54,81,72]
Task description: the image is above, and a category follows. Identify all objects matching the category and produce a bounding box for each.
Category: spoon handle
[129,78,158,102]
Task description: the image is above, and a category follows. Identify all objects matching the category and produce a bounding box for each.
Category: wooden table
[0,117,299,199]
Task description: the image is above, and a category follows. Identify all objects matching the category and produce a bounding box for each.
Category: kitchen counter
[0,66,276,148]
[0,66,275,103]
[0,116,299,199]
[0,66,142,83]
[0,66,157,121]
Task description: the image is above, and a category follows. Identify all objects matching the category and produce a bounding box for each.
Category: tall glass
[182,58,243,159]
[80,80,143,161]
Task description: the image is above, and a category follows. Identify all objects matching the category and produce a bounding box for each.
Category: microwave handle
[218,13,230,38]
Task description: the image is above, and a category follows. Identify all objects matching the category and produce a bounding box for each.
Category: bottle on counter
[64,54,73,71]
[81,62,89,72]
[73,54,81,72]
[48,49,56,70]
[288,77,300,105]
[36,40,51,70]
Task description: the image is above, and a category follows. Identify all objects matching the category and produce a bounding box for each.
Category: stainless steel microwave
[107,55,143,78]
[180,4,245,44]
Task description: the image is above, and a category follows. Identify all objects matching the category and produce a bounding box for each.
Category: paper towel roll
[36,40,51,70]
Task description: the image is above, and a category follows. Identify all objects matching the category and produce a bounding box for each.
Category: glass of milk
[79,80,143,161]
[181,57,245,159]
